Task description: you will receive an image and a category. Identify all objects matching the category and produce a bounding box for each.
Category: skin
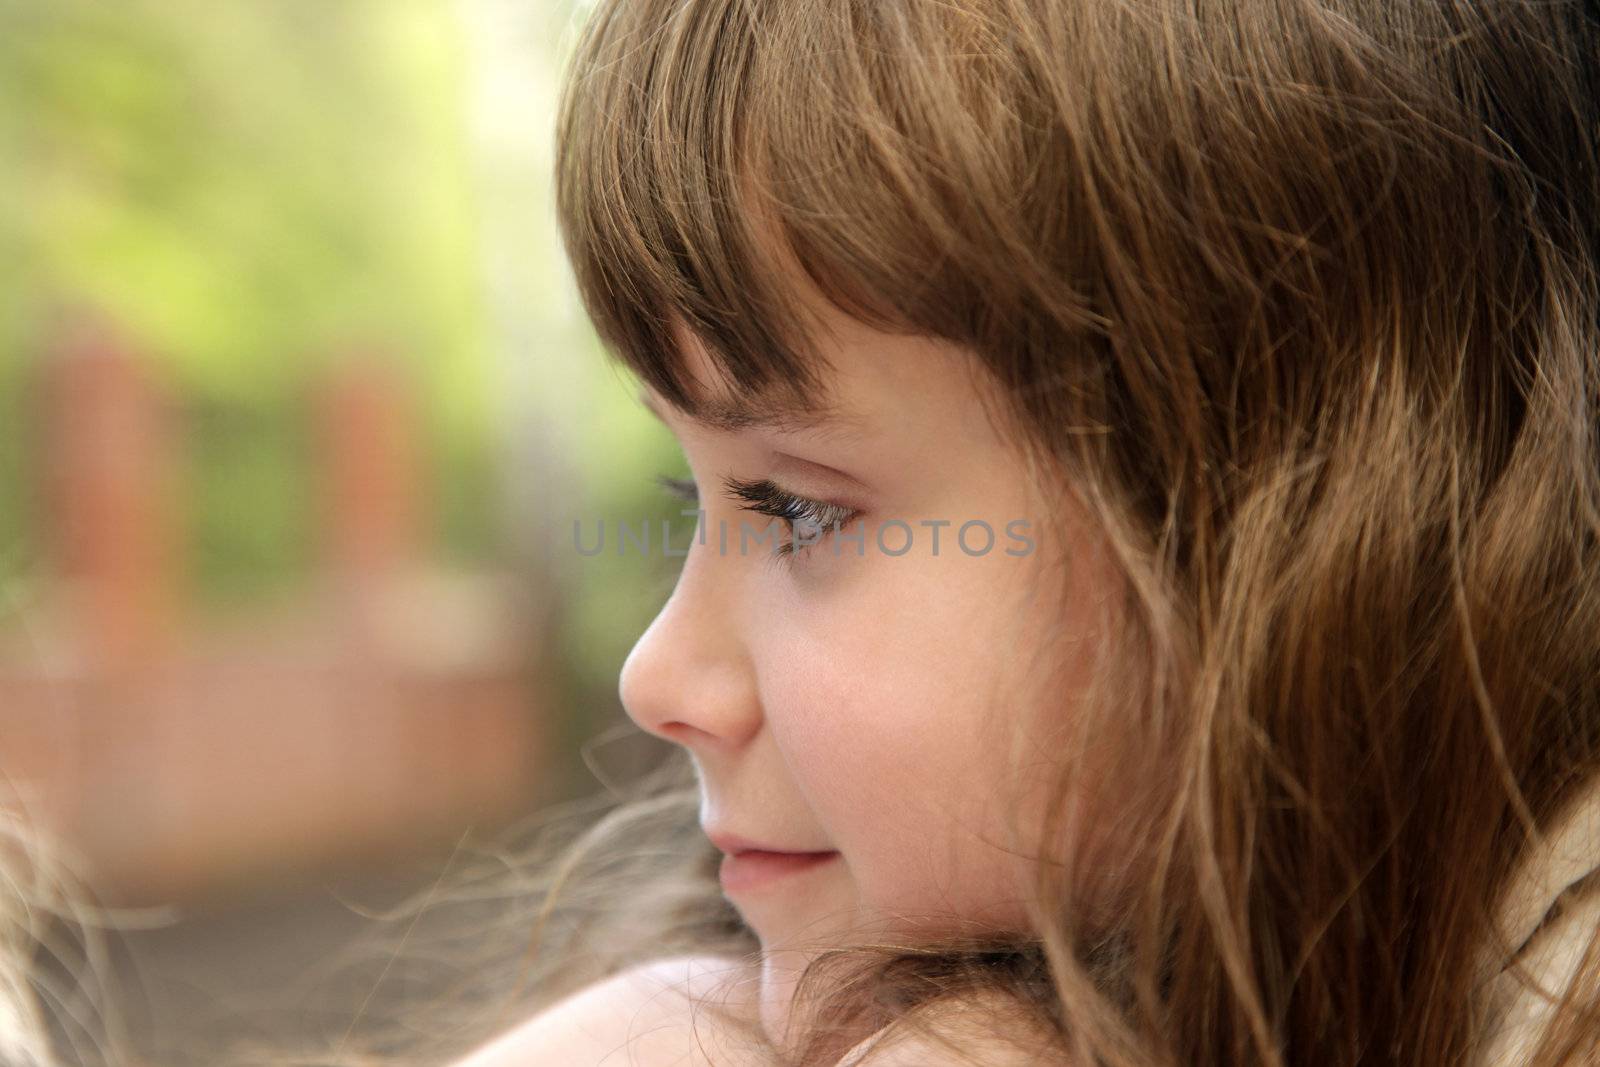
[449,955,1057,1066]
[452,295,1126,1066]
[618,300,1125,1052]
[449,956,760,1067]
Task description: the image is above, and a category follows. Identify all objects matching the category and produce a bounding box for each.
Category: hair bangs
[553,0,838,423]
[553,0,1067,425]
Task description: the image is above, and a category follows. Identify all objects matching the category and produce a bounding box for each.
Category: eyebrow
[636,388,870,443]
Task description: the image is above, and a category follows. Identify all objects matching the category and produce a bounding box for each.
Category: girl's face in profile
[619,301,1123,1031]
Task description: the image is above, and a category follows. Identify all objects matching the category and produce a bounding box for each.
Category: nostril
[657,720,720,747]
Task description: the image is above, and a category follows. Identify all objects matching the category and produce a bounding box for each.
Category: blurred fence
[0,314,546,905]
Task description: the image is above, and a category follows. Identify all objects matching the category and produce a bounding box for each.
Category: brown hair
[547,0,1600,1064]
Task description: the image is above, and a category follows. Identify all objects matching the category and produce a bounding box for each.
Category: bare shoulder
[833,991,1069,1067]
[448,955,762,1067]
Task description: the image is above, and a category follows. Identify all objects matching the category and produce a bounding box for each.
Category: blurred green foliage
[0,0,697,789]
[0,0,491,608]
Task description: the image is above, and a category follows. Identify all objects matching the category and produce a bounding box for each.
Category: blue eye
[652,472,861,565]
[721,475,859,561]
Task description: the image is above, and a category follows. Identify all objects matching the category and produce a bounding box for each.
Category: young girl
[454,0,1600,1064]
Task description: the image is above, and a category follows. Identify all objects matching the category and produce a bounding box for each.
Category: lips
[717,848,839,894]
[705,829,832,856]
[702,828,840,893]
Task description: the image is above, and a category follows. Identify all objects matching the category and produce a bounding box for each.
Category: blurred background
[0,1,696,1062]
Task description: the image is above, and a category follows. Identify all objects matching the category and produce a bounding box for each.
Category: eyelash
[653,473,861,560]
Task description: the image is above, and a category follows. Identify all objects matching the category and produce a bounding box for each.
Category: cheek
[754,565,1043,929]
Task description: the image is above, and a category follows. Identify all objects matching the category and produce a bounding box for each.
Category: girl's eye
[650,471,859,564]
[721,475,860,563]
[654,473,699,504]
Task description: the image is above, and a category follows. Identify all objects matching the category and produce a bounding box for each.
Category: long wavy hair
[538,0,1600,1065]
[0,804,127,1067]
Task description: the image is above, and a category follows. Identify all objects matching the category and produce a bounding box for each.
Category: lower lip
[719,850,839,894]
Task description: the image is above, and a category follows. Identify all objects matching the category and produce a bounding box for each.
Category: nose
[618,542,762,753]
